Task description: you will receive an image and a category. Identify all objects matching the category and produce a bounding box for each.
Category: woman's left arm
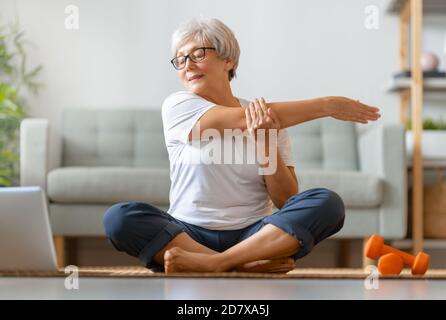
[246,98,299,209]
[262,150,298,209]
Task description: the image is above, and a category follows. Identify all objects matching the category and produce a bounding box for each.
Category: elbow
[286,182,298,201]
[274,198,288,210]
[273,190,298,210]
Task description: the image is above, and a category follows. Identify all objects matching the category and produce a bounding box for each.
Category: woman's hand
[245,97,281,141]
[328,97,381,124]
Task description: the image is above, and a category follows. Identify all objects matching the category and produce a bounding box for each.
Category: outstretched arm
[267,96,380,129]
[189,96,380,141]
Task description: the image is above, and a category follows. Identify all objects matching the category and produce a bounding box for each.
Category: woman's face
[176,39,233,95]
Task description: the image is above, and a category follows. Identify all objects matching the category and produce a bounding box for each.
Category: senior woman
[103,18,380,273]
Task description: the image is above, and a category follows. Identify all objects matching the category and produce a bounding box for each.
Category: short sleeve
[278,129,295,167]
[162,91,216,146]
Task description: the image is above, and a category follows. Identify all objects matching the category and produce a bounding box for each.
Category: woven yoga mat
[1,267,446,279]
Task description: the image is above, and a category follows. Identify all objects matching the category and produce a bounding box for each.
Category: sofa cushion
[297,170,383,208]
[48,167,382,209]
[61,109,168,167]
[47,166,170,204]
[286,118,359,170]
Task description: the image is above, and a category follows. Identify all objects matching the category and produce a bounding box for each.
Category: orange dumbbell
[365,234,430,275]
[377,253,404,275]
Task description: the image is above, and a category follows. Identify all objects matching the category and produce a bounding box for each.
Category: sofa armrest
[358,123,407,238]
[20,118,49,190]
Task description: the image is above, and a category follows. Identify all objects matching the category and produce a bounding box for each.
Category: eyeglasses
[171,47,216,70]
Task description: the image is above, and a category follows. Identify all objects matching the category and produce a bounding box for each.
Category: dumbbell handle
[381,245,414,266]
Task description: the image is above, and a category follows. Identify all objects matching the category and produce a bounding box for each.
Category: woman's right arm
[189,96,380,140]
[267,96,380,129]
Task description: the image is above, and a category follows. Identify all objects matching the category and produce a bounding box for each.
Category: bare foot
[234,258,295,273]
[164,247,222,273]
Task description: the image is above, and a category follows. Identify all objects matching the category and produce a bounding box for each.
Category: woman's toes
[164,247,183,273]
[164,250,173,263]
[164,247,181,261]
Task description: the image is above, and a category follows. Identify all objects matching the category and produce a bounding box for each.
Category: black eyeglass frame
[170,47,216,70]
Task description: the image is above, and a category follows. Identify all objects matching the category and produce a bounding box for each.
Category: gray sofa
[20,108,407,265]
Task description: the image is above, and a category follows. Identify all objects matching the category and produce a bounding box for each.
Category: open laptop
[0,186,58,271]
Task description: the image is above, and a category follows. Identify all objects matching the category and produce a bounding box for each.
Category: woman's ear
[224,58,234,72]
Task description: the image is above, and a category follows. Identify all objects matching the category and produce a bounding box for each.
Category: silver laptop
[0,186,58,271]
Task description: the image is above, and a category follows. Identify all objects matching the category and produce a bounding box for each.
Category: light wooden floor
[0,277,445,299]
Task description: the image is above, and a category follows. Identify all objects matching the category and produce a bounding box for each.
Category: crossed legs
[154,224,299,273]
[104,188,345,274]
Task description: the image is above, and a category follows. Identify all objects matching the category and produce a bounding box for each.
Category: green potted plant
[405,117,446,159]
[0,18,42,186]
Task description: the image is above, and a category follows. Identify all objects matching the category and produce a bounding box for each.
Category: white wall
[2,0,436,171]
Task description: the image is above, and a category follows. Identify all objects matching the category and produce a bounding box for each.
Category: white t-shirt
[161,91,295,230]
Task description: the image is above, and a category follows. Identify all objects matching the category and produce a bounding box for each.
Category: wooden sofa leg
[362,237,375,269]
[53,236,66,268]
[67,237,78,266]
[337,239,351,267]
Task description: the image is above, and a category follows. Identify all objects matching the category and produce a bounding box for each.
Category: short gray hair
[171,18,240,81]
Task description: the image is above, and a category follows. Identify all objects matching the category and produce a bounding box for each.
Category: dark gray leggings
[103,188,345,270]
